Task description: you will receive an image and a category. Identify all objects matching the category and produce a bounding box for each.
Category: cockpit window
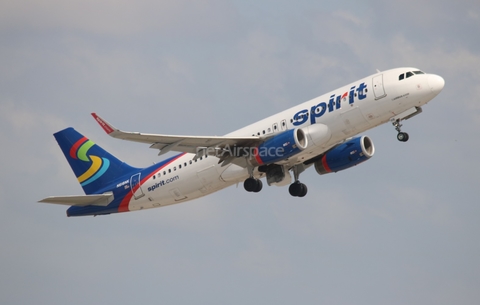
[399,70,424,81]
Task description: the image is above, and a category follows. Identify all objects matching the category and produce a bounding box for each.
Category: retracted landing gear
[392,119,409,142]
[289,164,308,197]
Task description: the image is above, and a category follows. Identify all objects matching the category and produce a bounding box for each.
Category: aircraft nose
[428,74,445,95]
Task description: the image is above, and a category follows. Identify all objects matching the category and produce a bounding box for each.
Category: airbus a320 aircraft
[39,67,444,217]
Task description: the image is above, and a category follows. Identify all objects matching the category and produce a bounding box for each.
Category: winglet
[91,113,116,134]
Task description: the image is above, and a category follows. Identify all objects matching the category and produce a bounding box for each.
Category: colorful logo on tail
[70,136,110,186]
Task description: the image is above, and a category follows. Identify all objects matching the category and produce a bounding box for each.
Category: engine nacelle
[251,129,307,166]
[301,123,331,148]
[314,136,375,175]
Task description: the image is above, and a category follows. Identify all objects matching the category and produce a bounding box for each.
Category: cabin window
[189,160,192,165]
[153,175,156,179]
[163,171,166,175]
[179,164,182,169]
[184,162,187,167]
[168,169,171,173]
[399,74,405,80]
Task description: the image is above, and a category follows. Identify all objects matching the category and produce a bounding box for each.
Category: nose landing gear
[390,107,424,142]
[392,119,409,142]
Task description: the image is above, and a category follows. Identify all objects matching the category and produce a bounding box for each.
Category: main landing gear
[243,163,263,193]
[289,181,307,197]
[289,164,307,197]
[242,163,308,197]
[392,119,409,142]
[244,177,263,192]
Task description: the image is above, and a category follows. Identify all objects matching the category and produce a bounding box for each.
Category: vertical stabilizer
[54,128,139,195]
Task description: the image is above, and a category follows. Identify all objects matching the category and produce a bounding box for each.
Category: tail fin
[54,127,139,195]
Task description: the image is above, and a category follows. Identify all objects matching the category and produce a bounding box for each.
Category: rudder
[54,127,139,195]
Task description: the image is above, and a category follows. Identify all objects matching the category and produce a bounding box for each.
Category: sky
[1,0,479,304]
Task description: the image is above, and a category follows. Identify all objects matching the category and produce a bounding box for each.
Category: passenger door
[130,173,145,200]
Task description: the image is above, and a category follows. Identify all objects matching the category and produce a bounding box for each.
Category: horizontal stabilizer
[38,193,114,207]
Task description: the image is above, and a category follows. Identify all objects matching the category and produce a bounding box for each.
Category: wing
[39,193,114,207]
[92,113,261,165]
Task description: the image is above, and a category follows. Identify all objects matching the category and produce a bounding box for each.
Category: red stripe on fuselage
[253,147,263,165]
[117,153,187,213]
[69,136,88,159]
[321,155,332,173]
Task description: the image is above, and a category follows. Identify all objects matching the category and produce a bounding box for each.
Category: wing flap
[39,193,114,207]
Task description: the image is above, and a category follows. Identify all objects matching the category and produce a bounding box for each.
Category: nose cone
[428,74,445,95]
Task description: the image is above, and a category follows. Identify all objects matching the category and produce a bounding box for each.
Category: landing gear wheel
[289,183,299,196]
[253,179,263,193]
[392,119,410,142]
[289,182,308,197]
[244,178,262,192]
[298,184,308,197]
[397,132,409,142]
[244,178,256,192]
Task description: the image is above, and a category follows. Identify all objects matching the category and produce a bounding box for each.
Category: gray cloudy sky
[1,1,479,304]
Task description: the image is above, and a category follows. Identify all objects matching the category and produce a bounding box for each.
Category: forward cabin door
[372,74,387,100]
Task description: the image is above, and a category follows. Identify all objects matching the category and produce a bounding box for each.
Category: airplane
[39,67,444,217]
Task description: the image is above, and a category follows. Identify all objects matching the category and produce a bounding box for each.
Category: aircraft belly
[127,161,230,211]
[220,164,248,182]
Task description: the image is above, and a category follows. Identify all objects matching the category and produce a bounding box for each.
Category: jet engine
[314,136,375,175]
[251,128,307,166]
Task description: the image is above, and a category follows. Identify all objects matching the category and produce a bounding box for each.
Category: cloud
[0,0,239,38]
